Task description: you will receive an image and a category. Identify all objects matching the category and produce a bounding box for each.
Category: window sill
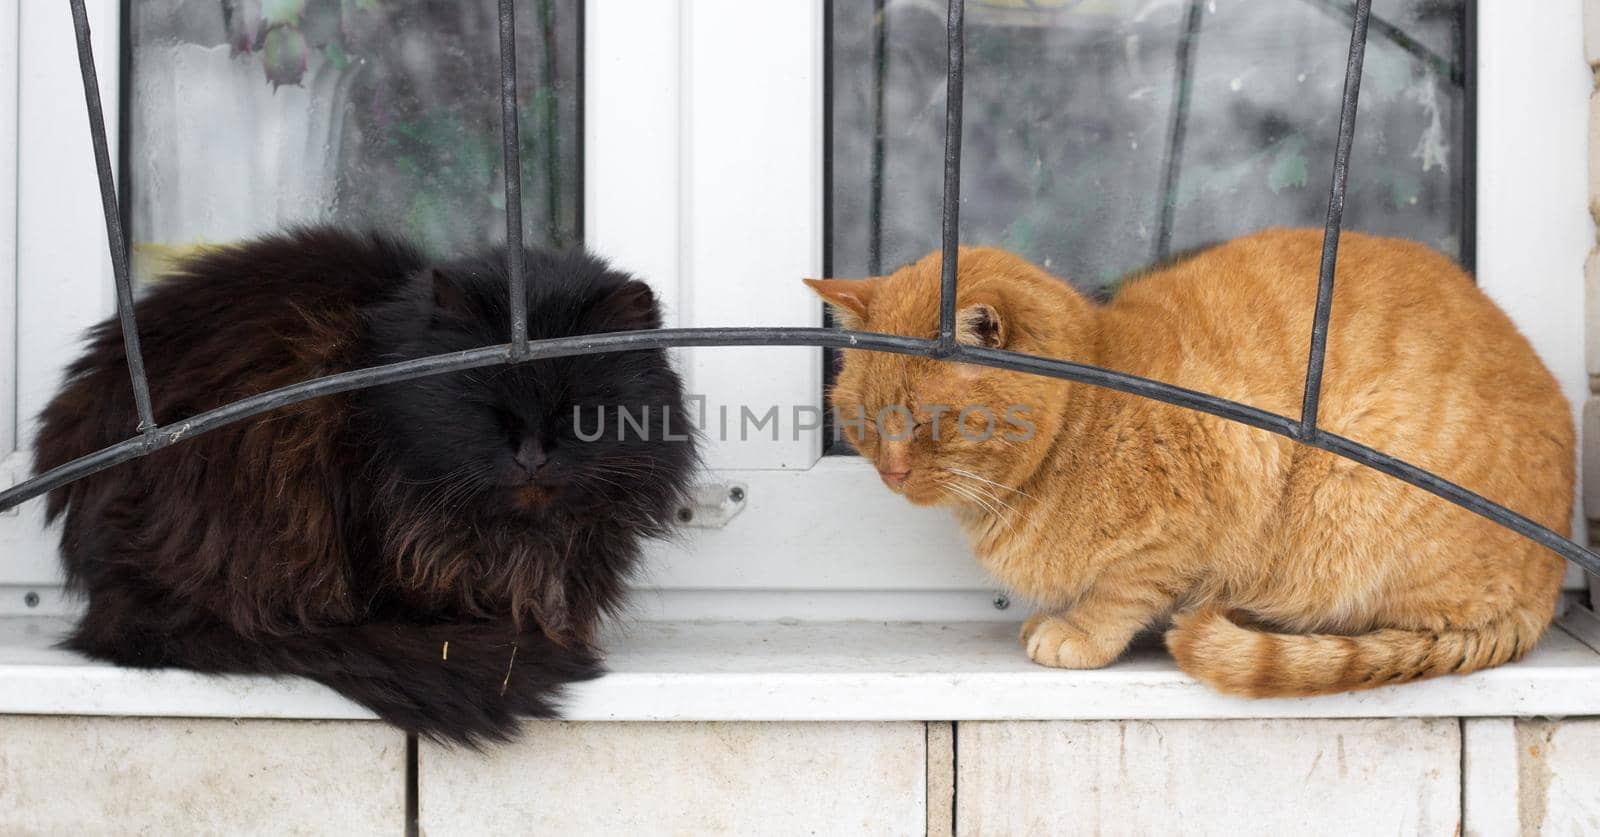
[4,605,1600,722]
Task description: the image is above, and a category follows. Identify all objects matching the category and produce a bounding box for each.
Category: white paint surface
[0,3,16,460]
[0,716,404,835]
[678,0,824,471]
[1,0,119,584]
[4,611,1600,722]
[957,719,1461,836]
[638,456,987,595]
[1477,0,1594,551]
[584,0,682,323]
[419,721,925,836]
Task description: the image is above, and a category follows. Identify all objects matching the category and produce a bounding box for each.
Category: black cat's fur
[33,227,695,745]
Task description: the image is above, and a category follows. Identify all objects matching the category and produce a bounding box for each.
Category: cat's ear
[593,280,662,331]
[803,278,876,330]
[956,301,1006,349]
[430,268,467,315]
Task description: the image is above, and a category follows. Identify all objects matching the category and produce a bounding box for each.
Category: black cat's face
[362,250,695,529]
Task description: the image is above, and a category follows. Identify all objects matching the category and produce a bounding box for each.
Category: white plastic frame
[1,0,119,588]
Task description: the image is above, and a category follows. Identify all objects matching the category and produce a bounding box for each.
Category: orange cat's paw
[1022,615,1120,669]
[1019,612,1049,644]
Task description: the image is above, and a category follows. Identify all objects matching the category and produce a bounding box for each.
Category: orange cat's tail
[1164,609,1549,698]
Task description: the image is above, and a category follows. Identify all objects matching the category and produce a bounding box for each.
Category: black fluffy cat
[33,227,695,745]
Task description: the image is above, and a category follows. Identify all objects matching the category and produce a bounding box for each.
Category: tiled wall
[7,717,1599,835]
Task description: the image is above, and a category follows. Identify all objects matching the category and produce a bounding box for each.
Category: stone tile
[1464,717,1600,835]
[927,722,955,837]
[1587,252,1600,381]
[1585,398,1600,521]
[0,716,404,835]
[1587,0,1600,67]
[420,721,926,836]
[1590,86,1600,224]
[956,719,1459,836]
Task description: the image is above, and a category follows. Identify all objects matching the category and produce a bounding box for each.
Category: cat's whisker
[943,472,1010,510]
[399,463,475,487]
[963,490,1015,533]
[413,473,492,521]
[943,467,1033,499]
[941,479,1010,527]
[941,474,1021,533]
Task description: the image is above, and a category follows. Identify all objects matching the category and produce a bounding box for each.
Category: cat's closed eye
[491,406,520,434]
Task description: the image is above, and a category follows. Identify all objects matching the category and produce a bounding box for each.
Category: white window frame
[1,1,1590,621]
[1,0,120,595]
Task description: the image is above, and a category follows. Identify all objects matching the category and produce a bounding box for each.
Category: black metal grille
[5,0,1598,581]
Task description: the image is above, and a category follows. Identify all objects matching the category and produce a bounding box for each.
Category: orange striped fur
[806,229,1573,698]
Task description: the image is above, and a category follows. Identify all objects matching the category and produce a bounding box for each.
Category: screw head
[676,507,694,523]
[992,594,1010,611]
[23,591,39,608]
[728,486,746,503]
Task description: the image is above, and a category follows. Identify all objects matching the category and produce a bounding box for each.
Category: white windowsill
[3,603,1600,722]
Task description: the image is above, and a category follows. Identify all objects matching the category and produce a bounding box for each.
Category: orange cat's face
[806,248,1082,507]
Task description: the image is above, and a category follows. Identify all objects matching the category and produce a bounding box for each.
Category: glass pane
[128,0,580,285]
[829,0,1469,292]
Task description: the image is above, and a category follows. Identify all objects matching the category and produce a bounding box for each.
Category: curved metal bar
[5,327,1597,579]
[69,0,155,434]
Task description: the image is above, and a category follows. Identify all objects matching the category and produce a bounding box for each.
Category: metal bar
[538,0,560,246]
[69,0,155,434]
[1154,0,1203,263]
[935,0,965,353]
[1460,0,1477,271]
[572,0,586,244]
[6,326,1597,578]
[498,0,529,356]
[869,0,888,275]
[1299,0,1370,437]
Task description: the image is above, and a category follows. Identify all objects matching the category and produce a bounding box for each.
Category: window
[828,0,1471,290]
[1,1,1589,621]
[824,0,1470,456]
[2,0,585,597]
[127,0,581,283]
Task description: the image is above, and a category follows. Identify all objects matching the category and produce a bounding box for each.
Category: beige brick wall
[0,717,406,836]
[5,715,1600,833]
[955,719,1461,837]
[1464,718,1600,835]
[419,721,928,836]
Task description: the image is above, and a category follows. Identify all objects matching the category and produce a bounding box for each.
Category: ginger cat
[806,229,1574,697]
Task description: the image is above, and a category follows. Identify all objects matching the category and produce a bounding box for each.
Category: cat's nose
[879,469,910,489]
[514,439,549,476]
